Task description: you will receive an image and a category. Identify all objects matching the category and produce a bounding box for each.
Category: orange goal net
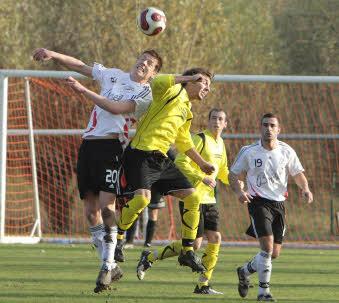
[1,71,338,243]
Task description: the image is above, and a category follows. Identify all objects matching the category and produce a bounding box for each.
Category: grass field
[0,244,338,303]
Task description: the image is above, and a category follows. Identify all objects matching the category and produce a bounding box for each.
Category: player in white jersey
[32,48,162,292]
[229,113,313,302]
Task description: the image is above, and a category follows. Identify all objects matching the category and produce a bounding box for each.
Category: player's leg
[145,187,165,247]
[237,199,276,301]
[94,139,123,292]
[125,219,138,247]
[117,148,158,235]
[172,189,205,273]
[77,140,104,259]
[194,204,223,295]
[83,192,103,259]
[136,198,201,280]
[256,202,285,301]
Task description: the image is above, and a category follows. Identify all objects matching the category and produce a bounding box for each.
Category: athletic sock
[149,240,182,262]
[198,242,220,287]
[89,224,104,260]
[145,219,156,245]
[181,191,200,250]
[118,195,150,231]
[102,225,118,270]
[257,251,272,296]
[243,252,260,276]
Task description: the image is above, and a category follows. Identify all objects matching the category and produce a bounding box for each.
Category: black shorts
[122,146,192,195]
[77,139,123,199]
[246,197,286,244]
[179,201,219,238]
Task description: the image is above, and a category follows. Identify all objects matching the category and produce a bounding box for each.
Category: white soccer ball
[137,7,166,36]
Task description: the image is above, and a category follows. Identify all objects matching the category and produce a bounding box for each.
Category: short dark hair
[261,113,280,125]
[181,67,213,87]
[140,49,163,72]
[208,108,226,120]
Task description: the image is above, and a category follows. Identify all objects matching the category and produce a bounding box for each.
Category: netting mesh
[5,77,338,242]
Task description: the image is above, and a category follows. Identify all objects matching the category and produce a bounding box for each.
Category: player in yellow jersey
[136,109,233,294]
[118,68,215,273]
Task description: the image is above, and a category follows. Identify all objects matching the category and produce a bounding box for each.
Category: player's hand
[237,191,252,204]
[32,48,52,61]
[302,190,313,204]
[238,180,245,190]
[66,76,86,93]
[202,177,216,188]
[200,162,215,175]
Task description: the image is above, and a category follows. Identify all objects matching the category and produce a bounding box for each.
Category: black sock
[145,220,156,244]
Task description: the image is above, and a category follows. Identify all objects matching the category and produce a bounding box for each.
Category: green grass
[0,244,338,303]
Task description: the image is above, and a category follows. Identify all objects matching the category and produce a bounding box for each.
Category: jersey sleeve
[174,118,195,154]
[230,146,249,175]
[92,63,120,86]
[150,74,175,102]
[174,134,205,185]
[287,149,304,176]
[130,88,152,119]
[217,145,229,185]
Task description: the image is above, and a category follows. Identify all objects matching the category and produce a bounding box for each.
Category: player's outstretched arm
[229,171,252,204]
[174,74,203,84]
[32,48,93,77]
[66,77,136,114]
[185,148,215,175]
[293,172,314,204]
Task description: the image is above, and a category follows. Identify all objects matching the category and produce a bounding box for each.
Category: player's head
[131,49,162,83]
[208,108,227,136]
[260,113,280,142]
[182,67,213,101]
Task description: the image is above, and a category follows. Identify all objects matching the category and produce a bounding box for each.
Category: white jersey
[82,63,152,139]
[231,140,304,201]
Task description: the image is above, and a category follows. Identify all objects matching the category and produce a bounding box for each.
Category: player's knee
[85,208,100,225]
[183,191,200,210]
[135,194,150,209]
[101,206,115,220]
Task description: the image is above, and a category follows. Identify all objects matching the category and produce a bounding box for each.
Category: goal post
[0,69,338,244]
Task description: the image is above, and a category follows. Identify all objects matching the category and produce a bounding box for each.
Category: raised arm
[32,48,93,77]
[175,74,203,84]
[293,172,313,203]
[66,77,136,114]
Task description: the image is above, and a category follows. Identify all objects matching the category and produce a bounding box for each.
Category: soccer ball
[137,7,166,36]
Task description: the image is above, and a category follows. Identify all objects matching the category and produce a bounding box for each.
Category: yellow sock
[147,241,182,262]
[117,233,124,241]
[198,242,220,287]
[181,191,200,248]
[118,194,149,231]
[158,241,182,260]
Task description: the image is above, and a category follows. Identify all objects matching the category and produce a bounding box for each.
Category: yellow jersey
[175,129,229,204]
[131,75,194,155]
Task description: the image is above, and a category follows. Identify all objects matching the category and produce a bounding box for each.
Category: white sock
[257,251,272,296]
[89,224,104,260]
[102,225,118,270]
[243,252,260,276]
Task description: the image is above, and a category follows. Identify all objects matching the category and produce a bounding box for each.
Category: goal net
[0,70,338,244]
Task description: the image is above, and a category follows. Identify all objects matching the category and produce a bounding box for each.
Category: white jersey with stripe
[231,140,304,201]
[82,63,152,139]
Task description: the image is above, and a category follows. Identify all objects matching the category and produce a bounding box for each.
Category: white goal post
[0,69,338,244]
